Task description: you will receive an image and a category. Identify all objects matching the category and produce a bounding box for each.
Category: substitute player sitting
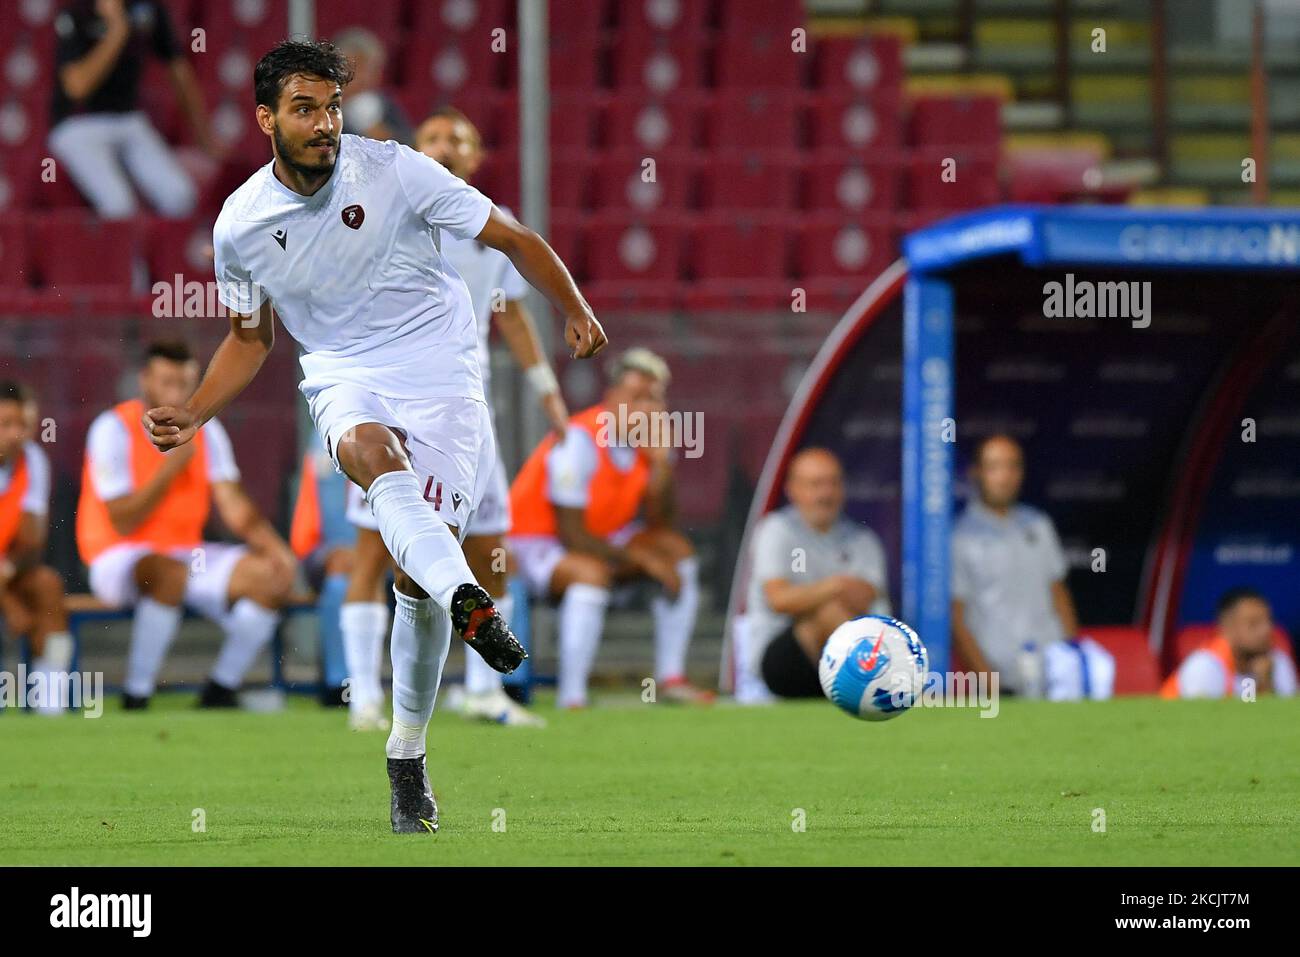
[509,349,709,708]
[1161,588,1297,699]
[144,40,605,834]
[0,381,75,714]
[78,340,296,709]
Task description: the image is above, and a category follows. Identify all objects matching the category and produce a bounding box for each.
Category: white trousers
[47,111,196,220]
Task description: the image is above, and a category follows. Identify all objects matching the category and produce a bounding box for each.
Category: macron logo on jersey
[272,228,287,250]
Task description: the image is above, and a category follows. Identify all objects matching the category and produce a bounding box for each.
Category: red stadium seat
[546,29,605,91]
[28,213,140,292]
[0,215,30,287]
[589,151,695,213]
[814,35,904,92]
[402,37,506,97]
[202,1,291,58]
[145,217,217,291]
[610,31,708,92]
[620,0,713,37]
[806,90,903,152]
[1082,626,1159,695]
[675,438,731,526]
[907,149,1002,211]
[682,280,795,312]
[479,151,590,213]
[585,213,688,282]
[549,0,609,33]
[314,0,403,46]
[909,95,1002,149]
[582,281,680,313]
[703,91,801,151]
[794,215,894,280]
[689,214,788,281]
[411,0,513,36]
[0,146,46,212]
[715,29,805,89]
[546,212,585,279]
[493,92,601,151]
[716,0,804,34]
[802,155,900,213]
[605,96,700,151]
[697,153,798,211]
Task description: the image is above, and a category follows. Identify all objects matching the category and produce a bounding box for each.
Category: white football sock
[386,587,451,758]
[464,591,512,695]
[366,470,475,611]
[210,598,280,690]
[124,597,184,697]
[653,556,700,682]
[32,632,75,713]
[557,583,609,707]
[341,601,389,710]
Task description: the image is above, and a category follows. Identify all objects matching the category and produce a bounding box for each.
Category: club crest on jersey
[342,204,365,230]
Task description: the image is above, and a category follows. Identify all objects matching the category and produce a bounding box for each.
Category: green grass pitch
[3,693,1297,866]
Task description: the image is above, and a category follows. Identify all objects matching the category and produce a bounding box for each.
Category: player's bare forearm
[764,576,843,618]
[951,601,993,674]
[555,506,629,569]
[105,471,182,535]
[187,308,274,426]
[169,59,215,151]
[496,299,547,369]
[146,307,273,451]
[644,462,676,528]
[1051,580,1080,638]
[475,208,606,358]
[60,9,129,101]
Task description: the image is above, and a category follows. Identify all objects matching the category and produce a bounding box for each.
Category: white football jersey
[213,134,494,402]
[438,204,529,399]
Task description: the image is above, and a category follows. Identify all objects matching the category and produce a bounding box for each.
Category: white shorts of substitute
[88,541,247,621]
[344,429,512,538]
[508,520,643,597]
[306,383,495,541]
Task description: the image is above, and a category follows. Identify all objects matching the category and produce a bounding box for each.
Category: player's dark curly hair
[254,38,355,110]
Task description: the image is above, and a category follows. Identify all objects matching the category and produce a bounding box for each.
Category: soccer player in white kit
[338,106,568,731]
[142,40,607,834]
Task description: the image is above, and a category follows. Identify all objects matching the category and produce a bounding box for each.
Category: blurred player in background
[49,0,216,219]
[288,447,368,712]
[332,27,411,145]
[146,40,604,833]
[0,382,74,714]
[331,105,568,732]
[509,348,709,709]
[1162,588,1297,698]
[743,448,890,702]
[950,434,1112,698]
[78,340,296,709]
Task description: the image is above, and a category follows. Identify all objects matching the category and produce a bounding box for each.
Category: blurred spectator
[0,381,74,714]
[47,0,214,219]
[509,348,711,708]
[1161,588,1297,699]
[333,27,411,145]
[76,339,296,709]
[951,434,1112,698]
[743,448,889,701]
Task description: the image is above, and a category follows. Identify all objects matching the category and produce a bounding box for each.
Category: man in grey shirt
[951,434,1081,693]
[747,448,890,697]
